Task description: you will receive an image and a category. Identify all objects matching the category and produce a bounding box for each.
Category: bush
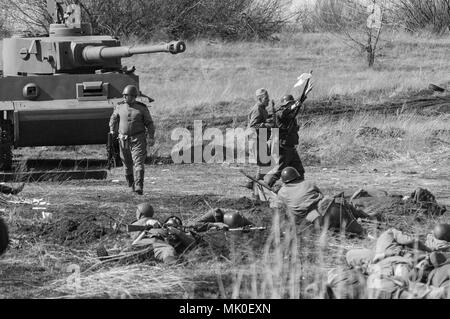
[1,0,290,41]
[391,0,450,35]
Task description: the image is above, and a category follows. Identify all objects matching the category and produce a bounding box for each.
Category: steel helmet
[223,211,246,229]
[122,85,139,97]
[164,216,183,228]
[433,224,450,242]
[280,95,295,107]
[136,203,154,220]
[281,167,303,184]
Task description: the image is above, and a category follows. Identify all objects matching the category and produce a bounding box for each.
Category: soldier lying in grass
[98,205,259,265]
[330,224,450,299]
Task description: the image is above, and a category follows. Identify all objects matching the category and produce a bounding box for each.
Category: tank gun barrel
[82,41,186,63]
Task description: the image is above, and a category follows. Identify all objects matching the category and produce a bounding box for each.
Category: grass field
[126,32,450,115]
[0,31,450,299]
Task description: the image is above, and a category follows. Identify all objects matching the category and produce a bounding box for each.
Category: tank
[0,0,186,170]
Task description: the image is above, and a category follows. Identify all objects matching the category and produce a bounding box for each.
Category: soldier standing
[245,88,273,189]
[109,85,155,195]
[264,95,305,188]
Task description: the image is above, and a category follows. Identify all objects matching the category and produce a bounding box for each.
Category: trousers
[133,237,177,264]
[119,133,147,176]
[264,146,305,187]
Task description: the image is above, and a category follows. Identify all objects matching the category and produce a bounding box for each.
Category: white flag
[294,73,312,88]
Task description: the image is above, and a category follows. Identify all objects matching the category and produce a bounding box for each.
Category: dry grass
[49,264,194,299]
[297,113,450,166]
[1,30,450,299]
[121,32,450,118]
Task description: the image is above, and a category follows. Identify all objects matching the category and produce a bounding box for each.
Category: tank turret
[2,1,186,77]
[2,37,186,76]
[0,0,187,171]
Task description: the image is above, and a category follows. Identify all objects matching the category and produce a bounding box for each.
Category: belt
[118,131,145,140]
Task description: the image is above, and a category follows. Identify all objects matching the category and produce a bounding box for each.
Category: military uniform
[427,263,450,288]
[344,228,448,299]
[109,100,155,193]
[129,217,195,265]
[264,100,305,187]
[346,228,429,269]
[276,180,366,235]
[247,102,271,167]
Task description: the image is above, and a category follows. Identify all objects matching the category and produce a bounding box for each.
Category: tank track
[0,120,13,171]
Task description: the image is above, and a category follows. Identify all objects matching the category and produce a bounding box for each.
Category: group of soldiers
[99,203,256,264]
[107,84,305,197]
[1,83,447,299]
[246,88,305,190]
[243,87,450,299]
[245,87,374,235]
[325,224,450,299]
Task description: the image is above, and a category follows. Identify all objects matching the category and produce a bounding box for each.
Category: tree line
[0,0,291,40]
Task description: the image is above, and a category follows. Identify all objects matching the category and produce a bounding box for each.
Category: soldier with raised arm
[109,85,155,195]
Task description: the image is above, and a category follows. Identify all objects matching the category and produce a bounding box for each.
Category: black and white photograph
[0,0,449,305]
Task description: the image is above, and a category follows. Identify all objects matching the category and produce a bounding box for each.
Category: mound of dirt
[38,215,107,246]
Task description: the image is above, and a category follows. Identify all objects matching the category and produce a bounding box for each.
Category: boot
[126,174,135,191]
[134,170,145,195]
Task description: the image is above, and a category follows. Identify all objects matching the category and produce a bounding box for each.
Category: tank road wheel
[0,217,9,256]
[0,120,13,172]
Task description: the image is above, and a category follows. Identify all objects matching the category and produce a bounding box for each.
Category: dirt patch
[36,215,108,246]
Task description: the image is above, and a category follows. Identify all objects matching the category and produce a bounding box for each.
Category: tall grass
[122,32,450,117]
[297,113,450,166]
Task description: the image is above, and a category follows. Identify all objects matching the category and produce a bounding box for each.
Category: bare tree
[0,0,51,34]
[314,0,391,67]
[0,0,291,41]
[389,0,450,34]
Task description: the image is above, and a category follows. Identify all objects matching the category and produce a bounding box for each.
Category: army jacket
[275,103,300,147]
[277,180,324,220]
[109,101,155,139]
[248,102,269,130]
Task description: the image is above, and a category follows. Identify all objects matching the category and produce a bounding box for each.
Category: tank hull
[0,73,140,147]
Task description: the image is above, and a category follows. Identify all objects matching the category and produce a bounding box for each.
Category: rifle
[106,132,121,170]
[287,71,313,133]
[227,226,267,233]
[127,223,267,234]
[127,223,192,233]
[239,170,277,196]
